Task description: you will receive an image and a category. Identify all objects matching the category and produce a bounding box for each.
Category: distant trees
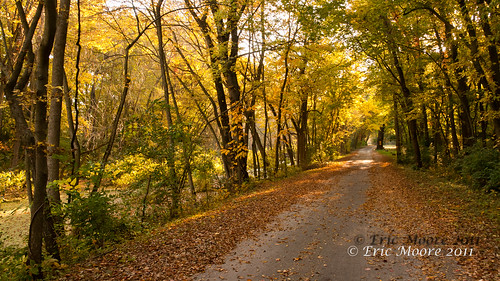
[349,0,500,166]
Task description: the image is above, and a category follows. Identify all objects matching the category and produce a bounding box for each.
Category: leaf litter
[62,157,353,280]
[364,152,499,280]
[61,150,498,280]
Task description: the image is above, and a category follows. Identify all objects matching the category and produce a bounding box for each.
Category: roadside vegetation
[1,0,499,279]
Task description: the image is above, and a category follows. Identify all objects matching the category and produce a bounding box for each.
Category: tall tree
[47,0,71,205]
[184,0,249,189]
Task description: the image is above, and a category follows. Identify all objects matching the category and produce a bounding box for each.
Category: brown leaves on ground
[366,152,499,280]
[62,157,353,281]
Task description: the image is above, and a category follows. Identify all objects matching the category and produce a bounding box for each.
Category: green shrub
[454,145,500,191]
[421,147,432,168]
[64,192,128,247]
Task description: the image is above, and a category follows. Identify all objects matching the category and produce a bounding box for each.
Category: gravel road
[194,146,437,280]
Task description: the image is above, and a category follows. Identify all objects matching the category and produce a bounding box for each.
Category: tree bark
[421,105,430,147]
[4,2,42,148]
[393,94,402,163]
[184,0,233,186]
[376,124,385,150]
[431,6,475,147]
[284,121,295,166]
[221,1,249,185]
[274,44,290,175]
[379,14,421,167]
[63,71,81,186]
[448,92,460,155]
[457,0,498,141]
[47,0,71,204]
[30,0,58,275]
[449,39,474,148]
[296,81,309,168]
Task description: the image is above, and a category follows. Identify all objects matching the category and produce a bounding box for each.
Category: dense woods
[0,0,499,278]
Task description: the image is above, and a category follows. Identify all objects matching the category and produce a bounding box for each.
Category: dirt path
[194,146,462,280]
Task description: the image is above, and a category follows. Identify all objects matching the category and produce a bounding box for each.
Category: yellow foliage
[105,154,159,187]
[0,171,25,195]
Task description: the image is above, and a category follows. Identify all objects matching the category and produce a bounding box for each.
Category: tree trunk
[183,1,236,188]
[222,10,249,185]
[246,108,268,177]
[260,2,268,178]
[2,4,44,270]
[457,0,499,141]
[63,71,81,187]
[439,12,475,147]
[47,0,71,205]
[448,92,460,155]
[274,55,288,174]
[376,124,385,150]
[284,121,295,166]
[92,42,138,192]
[431,103,443,163]
[296,91,308,168]
[388,42,422,167]
[393,95,402,163]
[421,105,430,147]
[155,0,181,217]
[30,0,58,275]
[169,78,196,204]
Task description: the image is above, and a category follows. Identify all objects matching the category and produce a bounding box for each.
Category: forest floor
[0,199,29,248]
[60,146,498,280]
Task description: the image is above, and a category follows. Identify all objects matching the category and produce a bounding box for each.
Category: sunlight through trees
[0,0,498,278]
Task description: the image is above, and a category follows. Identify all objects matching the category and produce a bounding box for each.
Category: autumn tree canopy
[0,0,498,277]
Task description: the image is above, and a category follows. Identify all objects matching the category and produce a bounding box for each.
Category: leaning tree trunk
[389,45,421,167]
[392,56,421,167]
[274,63,287,175]
[186,0,251,188]
[183,1,234,187]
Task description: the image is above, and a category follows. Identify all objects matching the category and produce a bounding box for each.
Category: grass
[374,147,396,158]
[0,199,30,248]
[415,166,500,233]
